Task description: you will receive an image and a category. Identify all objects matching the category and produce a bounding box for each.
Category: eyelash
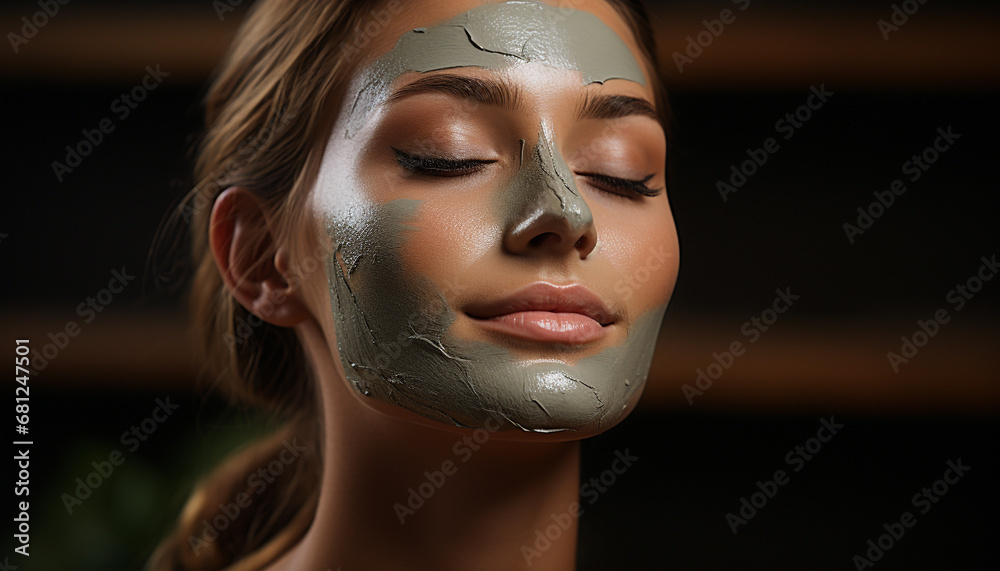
[392,148,663,198]
[392,148,494,177]
[577,172,663,198]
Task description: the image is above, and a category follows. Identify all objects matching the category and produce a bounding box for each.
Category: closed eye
[392,148,663,199]
[392,147,495,177]
[578,172,663,198]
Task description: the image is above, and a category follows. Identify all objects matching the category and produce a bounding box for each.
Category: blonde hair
[149,1,666,569]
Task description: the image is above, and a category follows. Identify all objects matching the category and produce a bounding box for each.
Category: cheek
[596,200,679,312]
[399,197,501,291]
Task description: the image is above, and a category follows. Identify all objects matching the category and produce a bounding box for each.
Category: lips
[464,282,617,345]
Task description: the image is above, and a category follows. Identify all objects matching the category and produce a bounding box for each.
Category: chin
[349,371,648,442]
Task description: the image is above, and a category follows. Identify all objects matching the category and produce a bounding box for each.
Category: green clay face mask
[318,1,671,433]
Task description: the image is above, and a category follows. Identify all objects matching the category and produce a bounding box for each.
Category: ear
[209,187,310,327]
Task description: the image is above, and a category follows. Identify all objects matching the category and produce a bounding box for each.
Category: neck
[266,319,581,571]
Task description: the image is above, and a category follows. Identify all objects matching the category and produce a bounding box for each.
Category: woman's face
[307,0,679,438]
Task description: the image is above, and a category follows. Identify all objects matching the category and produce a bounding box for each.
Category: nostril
[529,232,558,248]
[574,234,596,259]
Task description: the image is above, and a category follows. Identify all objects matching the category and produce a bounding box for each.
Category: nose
[502,130,597,259]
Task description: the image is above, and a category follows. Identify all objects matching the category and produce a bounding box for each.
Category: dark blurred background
[1,0,997,569]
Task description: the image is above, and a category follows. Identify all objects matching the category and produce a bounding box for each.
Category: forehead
[359,0,645,67]
[379,0,643,83]
[344,0,652,132]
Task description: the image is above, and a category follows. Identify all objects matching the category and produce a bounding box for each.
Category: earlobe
[209,187,311,328]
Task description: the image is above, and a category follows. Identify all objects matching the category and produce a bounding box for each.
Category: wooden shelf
[1,7,997,88]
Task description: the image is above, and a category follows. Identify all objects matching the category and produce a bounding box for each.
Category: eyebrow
[387,74,523,113]
[386,73,658,121]
[577,93,659,121]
